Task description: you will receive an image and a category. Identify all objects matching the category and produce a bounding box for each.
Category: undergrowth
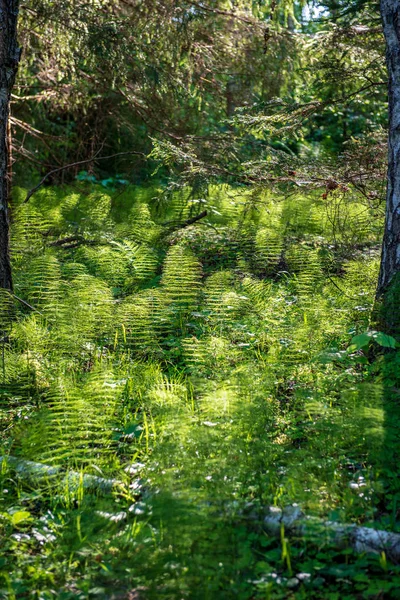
[1,182,399,599]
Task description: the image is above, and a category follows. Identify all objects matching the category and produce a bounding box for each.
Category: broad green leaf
[373,331,397,348]
[11,511,31,526]
[349,333,371,350]
[350,330,398,351]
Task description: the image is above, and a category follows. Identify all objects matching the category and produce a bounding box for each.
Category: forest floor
[1,183,400,599]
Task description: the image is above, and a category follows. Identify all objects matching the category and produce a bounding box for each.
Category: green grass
[1,182,400,599]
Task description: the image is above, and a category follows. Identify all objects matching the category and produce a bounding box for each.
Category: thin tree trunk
[7,106,13,198]
[378,0,400,294]
[0,0,20,290]
[226,79,236,118]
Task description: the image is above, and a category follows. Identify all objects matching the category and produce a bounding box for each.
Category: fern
[0,182,386,593]
[116,293,158,354]
[160,245,202,313]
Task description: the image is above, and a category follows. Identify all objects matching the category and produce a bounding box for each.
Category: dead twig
[48,235,106,250]
[12,294,44,315]
[175,210,208,229]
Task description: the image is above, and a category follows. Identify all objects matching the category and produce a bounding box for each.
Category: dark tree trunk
[0,0,20,291]
[378,0,400,294]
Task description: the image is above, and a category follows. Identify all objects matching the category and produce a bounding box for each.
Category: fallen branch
[264,505,400,562]
[48,235,85,247]
[0,456,122,493]
[175,210,208,229]
[162,209,209,231]
[49,235,110,250]
[177,210,208,229]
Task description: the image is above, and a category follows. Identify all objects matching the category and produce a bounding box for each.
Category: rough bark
[378,0,400,293]
[0,0,20,290]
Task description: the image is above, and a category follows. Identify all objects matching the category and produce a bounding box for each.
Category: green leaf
[349,333,371,350]
[124,423,143,438]
[11,511,31,526]
[349,330,398,351]
[373,331,397,348]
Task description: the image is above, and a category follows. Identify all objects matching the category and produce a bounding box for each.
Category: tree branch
[24,151,146,203]
[186,1,264,29]
[48,235,105,250]
[12,293,43,315]
[175,210,208,229]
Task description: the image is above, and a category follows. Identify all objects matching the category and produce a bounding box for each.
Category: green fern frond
[161,245,202,311]
[14,369,122,470]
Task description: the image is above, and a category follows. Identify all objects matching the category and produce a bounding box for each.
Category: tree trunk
[0,0,20,291]
[378,0,400,293]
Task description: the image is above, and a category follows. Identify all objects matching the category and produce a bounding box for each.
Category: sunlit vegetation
[2,183,400,598]
[2,0,400,597]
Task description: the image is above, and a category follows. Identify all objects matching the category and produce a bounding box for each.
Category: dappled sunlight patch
[1,182,394,598]
[198,384,240,420]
